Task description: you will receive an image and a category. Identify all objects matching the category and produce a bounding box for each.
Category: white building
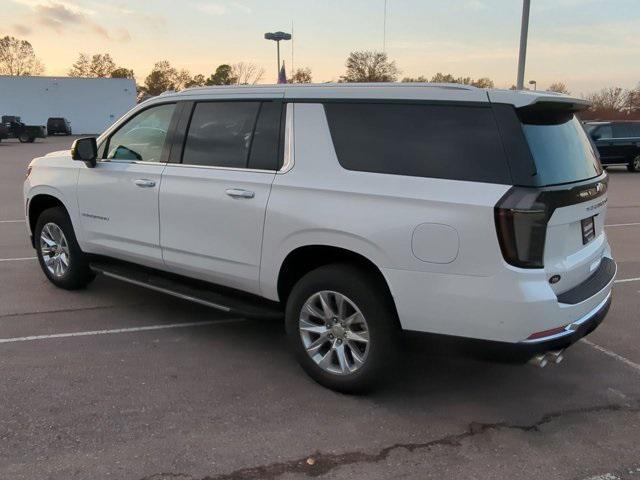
[0,76,136,134]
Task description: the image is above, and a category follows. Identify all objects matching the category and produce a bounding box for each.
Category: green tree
[289,67,312,83]
[206,64,236,85]
[340,51,399,83]
[140,60,178,96]
[111,67,135,79]
[0,36,44,75]
[185,74,206,88]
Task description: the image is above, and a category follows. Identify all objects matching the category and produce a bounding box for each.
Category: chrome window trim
[98,159,165,166]
[278,103,294,174]
[163,163,275,174]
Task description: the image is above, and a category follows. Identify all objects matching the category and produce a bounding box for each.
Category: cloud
[192,2,227,15]
[191,1,252,15]
[230,1,252,14]
[11,23,33,35]
[24,1,131,41]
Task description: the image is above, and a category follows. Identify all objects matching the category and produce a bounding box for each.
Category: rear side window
[182,102,260,168]
[181,101,283,170]
[248,102,284,170]
[613,123,640,138]
[324,103,511,184]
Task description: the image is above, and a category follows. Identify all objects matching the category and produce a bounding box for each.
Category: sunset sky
[2,0,639,95]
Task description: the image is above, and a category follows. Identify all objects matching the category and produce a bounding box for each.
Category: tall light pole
[264,31,292,77]
[516,0,531,90]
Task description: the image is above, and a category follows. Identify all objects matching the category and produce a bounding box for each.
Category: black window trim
[172,98,285,173]
[99,101,180,165]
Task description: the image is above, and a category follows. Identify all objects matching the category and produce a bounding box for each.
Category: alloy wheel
[40,222,70,278]
[299,290,370,375]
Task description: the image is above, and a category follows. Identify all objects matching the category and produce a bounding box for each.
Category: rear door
[159,97,284,294]
[592,124,622,163]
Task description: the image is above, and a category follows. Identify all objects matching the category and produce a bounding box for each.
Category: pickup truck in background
[1,116,47,143]
[584,121,640,172]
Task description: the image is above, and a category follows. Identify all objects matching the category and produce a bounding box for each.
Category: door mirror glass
[71,137,98,167]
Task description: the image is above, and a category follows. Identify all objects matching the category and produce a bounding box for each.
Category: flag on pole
[278,61,287,84]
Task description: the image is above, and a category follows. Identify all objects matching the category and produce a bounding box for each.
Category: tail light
[495,187,549,269]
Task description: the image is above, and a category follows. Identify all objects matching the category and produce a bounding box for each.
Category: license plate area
[581,216,596,245]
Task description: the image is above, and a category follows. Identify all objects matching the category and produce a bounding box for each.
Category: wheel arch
[276,244,400,327]
[27,193,70,247]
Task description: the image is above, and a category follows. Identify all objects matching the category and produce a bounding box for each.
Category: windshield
[522,115,602,186]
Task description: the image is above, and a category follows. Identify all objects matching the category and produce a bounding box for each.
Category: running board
[90,261,283,319]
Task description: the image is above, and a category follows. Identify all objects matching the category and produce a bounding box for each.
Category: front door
[159,99,284,294]
[77,103,177,266]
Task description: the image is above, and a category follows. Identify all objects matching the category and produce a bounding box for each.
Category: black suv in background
[46,117,72,136]
[584,121,640,172]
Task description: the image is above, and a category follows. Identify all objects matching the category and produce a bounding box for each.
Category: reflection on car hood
[44,149,70,157]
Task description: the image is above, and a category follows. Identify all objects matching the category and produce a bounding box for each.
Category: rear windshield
[521,113,602,186]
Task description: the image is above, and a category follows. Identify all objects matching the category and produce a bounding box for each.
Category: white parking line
[614,277,640,284]
[582,339,640,373]
[0,257,37,262]
[605,222,640,228]
[0,318,246,344]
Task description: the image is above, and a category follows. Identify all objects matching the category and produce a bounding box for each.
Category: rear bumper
[383,253,616,343]
[516,290,611,355]
[403,292,611,362]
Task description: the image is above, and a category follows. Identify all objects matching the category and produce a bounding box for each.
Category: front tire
[627,155,640,172]
[285,264,399,393]
[34,207,95,290]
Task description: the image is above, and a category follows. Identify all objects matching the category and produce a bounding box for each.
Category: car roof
[152,82,588,109]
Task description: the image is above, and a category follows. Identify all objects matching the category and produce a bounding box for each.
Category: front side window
[595,125,613,139]
[106,103,176,162]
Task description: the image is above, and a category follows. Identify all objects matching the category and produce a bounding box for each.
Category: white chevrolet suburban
[24,83,616,392]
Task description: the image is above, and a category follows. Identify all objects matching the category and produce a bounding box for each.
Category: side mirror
[71,137,98,167]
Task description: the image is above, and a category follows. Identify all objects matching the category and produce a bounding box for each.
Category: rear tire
[34,207,95,290]
[627,155,640,172]
[18,133,29,143]
[285,264,400,394]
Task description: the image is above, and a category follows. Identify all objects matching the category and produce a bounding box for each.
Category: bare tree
[340,51,399,83]
[289,67,312,84]
[585,87,627,112]
[471,77,494,88]
[68,53,133,78]
[231,62,264,85]
[0,36,44,75]
[402,73,493,88]
[547,82,570,94]
[401,76,428,82]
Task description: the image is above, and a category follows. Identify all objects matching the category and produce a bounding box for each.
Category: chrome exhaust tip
[528,353,548,368]
[547,350,564,365]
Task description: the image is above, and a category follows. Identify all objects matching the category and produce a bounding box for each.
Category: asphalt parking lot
[1,136,639,480]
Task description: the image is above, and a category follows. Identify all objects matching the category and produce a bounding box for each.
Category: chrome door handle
[225,188,255,199]
[134,179,156,188]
